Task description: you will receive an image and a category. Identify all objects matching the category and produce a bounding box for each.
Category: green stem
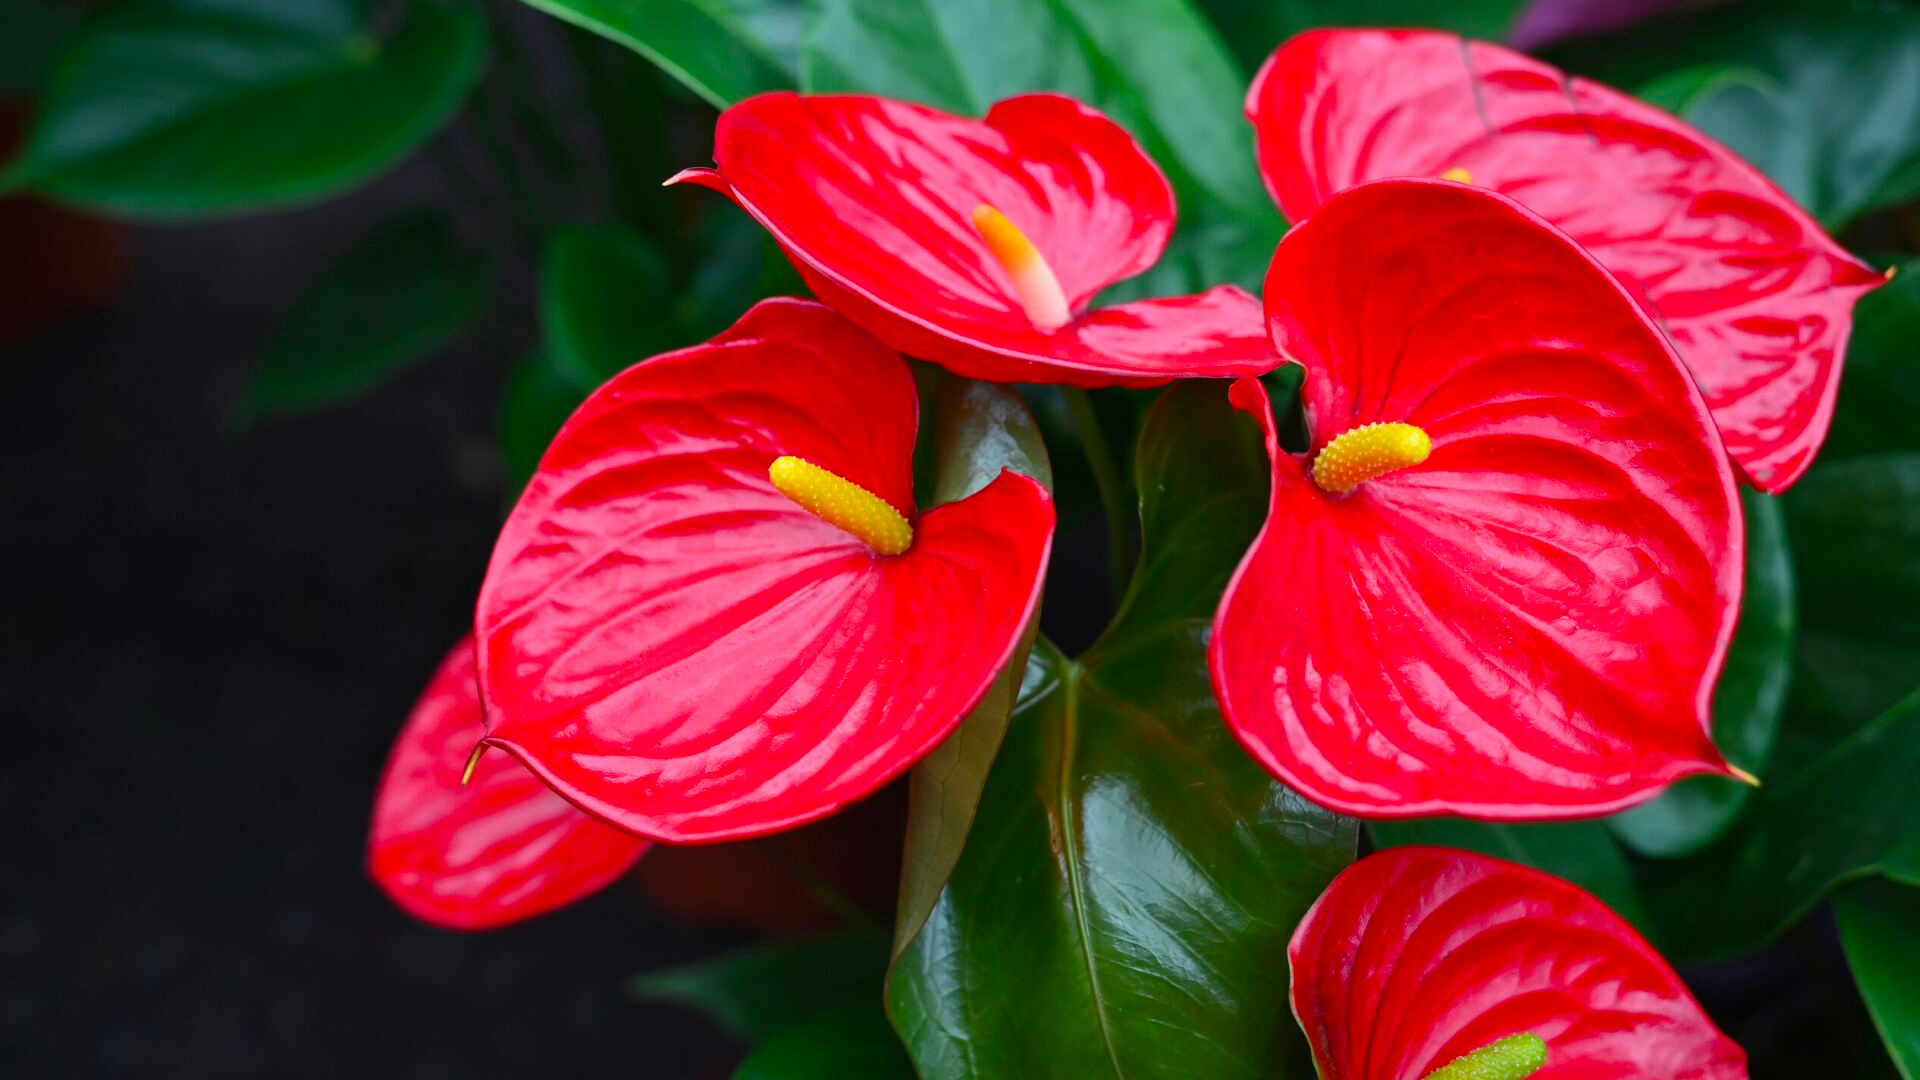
[1064,386,1133,602]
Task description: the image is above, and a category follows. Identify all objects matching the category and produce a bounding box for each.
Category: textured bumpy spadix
[1420,1034,1546,1080]
[1311,422,1431,493]
[769,455,913,555]
[971,204,1070,331]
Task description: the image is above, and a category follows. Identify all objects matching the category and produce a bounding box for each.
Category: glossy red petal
[1290,847,1747,1080]
[671,92,1273,386]
[367,639,650,930]
[1212,180,1741,819]
[475,298,1053,843]
[1247,28,1884,491]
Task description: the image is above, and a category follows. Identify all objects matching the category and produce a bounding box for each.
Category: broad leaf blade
[518,0,796,107]
[630,929,888,1043]
[1837,877,1920,1080]
[1640,687,1920,961]
[1610,489,1794,858]
[5,0,487,216]
[247,212,488,416]
[733,1002,916,1080]
[887,381,1356,1079]
[540,223,677,389]
[1198,0,1527,73]
[1825,259,1920,462]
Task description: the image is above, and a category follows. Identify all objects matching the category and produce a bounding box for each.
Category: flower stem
[1064,387,1133,602]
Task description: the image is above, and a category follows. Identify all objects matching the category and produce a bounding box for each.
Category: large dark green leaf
[733,1002,917,1080]
[245,212,488,416]
[1838,877,1920,1080]
[1640,687,1920,962]
[800,0,1270,220]
[1782,454,1920,760]
[540,223,677,389]
[1367,819,1649,934]
[887,381,1357,1080]
[629,929,888,1043]
[1197,0,1527,75]
[498,349,583,485]
[1826,260,1920,462]
[517,0,796,107]
[892,377,1052,955]
[0,0,76,95]
[1610,490,1794,858]
[1554,0,1920,228]
[2,0,487,217]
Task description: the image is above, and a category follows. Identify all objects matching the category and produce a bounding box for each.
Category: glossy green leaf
[1610,490,1795,859]
[2,0,487,217]
[733,1002,916,1080]
[1368,818,1649,934]
[1554,0,1920,227]
[893,377,1052,956]
[1632,64,1751,115]
[540,223,677,389]
[518,0,796,107]
[1826,260,1920,462]
[1640,687,1920,961]
[801,0,1270,218]
[1782,454,1920,761]
[245,213,488,416]
[1838,877,1920,1080]
[1197,0,1527,74]
[629,929,888,1043]
[887,381,1358,1080]
[498,349,584,485]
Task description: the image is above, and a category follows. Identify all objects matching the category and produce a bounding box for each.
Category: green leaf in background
[2,0,487,217]
[1554,0,1920,228]
[519,0,797,107]
[1826,260,1920,461]
[801,0,1271,221]
[1781,454,1920,763]
[1196,0,1527,74]
[1368,818,1649,934]
[0,0,76,96]
[1609,489,1795,859]
[893,376,1053,956]
[1838,877,1920,1080]
[245,212,488,417]
[540,223,677,389]
[498,349,584,484]
[887,381,1357,1080]
[1639,687,1920,962]
[629,929,889,1043]
[732,1002,916,1080]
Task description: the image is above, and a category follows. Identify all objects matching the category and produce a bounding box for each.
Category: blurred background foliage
[3,0,1919,1077]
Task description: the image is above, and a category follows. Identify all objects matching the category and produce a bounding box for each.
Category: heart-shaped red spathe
[1210,179,1741,820]
[1246,28,1885,493]
[367,639,651,930]
[475,298,1054,844]
[669,92,1274,387]
[1291,847,1747,1080]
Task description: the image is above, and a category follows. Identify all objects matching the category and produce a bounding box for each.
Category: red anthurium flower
[475,298,1053,844]
[368,639,651,930]
[1290,847,1747,1080]
[1246,28,1886,492]
[668,92,1275,387]
[1211,179,1742,820]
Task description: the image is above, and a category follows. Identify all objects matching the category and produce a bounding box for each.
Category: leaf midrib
[1054,661,1129,1080]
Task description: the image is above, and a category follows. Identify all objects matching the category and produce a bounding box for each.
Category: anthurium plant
[14,0,1920,1075]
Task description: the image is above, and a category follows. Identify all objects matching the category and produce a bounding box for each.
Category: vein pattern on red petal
[367,639,650,930]
[476,300,1053,843]
[1213,181,1741,819]
[1289,848,1748,1080]
[1247,28,1883,490]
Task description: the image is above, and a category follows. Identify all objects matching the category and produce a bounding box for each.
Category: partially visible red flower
[670,92,1275,387]
[1211,179,1742,820]
[1290,847,1747,1079]
[368,639,650,930]
[475,298,1053,844]
[1246,28,1885,492]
